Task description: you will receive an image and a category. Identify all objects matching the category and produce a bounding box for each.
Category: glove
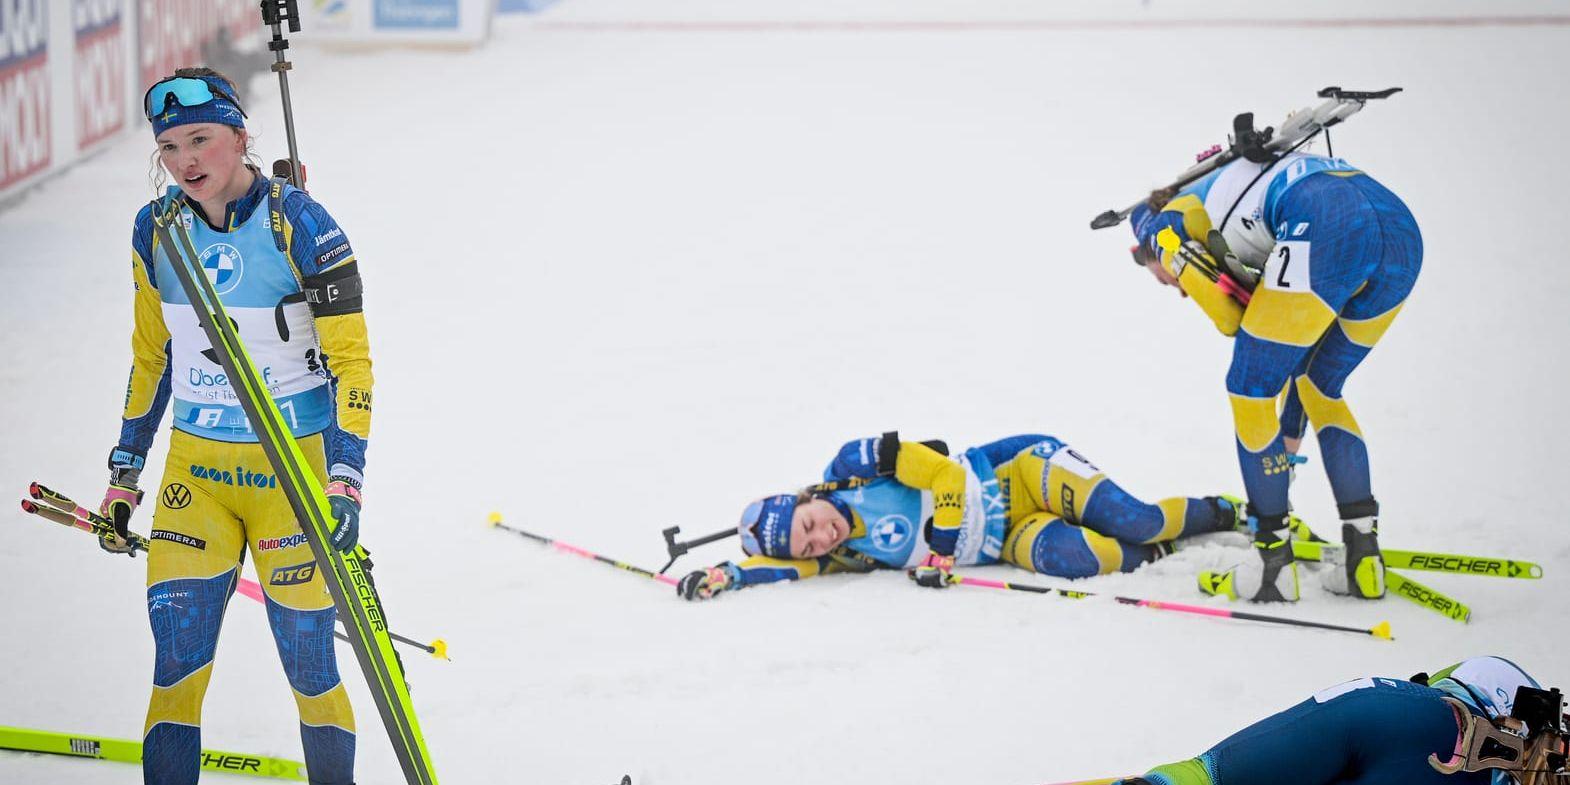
[325,478,361,553]
[98,463,143,557]
[827,431,901,480]
[908,553,955,589]
[677,564,739,601]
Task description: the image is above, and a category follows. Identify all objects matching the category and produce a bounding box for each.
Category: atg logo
[269,561,316,586]
[198,242,244,294]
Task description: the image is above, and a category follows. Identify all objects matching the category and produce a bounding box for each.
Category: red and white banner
[0,0,52,193]
[137,0,252,88]
[74,0,125,151]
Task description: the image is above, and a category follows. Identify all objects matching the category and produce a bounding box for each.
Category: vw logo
[161,483,192,510]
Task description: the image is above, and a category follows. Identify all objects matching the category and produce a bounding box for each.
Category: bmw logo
[871,515,910,549]
[199,243,244,295]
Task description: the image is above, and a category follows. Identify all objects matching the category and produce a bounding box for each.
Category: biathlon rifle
[1089,86,1402,231]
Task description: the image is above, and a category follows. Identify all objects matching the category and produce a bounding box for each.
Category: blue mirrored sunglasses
[737,499,765,555]
[143,77,247,121]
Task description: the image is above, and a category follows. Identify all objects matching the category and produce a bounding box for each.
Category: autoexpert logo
[198,243,244,295]
[258,533,309,552]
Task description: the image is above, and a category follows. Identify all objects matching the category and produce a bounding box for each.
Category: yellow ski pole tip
[487,511,502,527]
[430,639,450,661]
[1371,621,1393,641]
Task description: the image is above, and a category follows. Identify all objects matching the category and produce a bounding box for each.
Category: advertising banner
[74,0,127,151]
[1,0,51,193]
[301,0,491,46]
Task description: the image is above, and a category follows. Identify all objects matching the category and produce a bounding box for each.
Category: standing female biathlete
[677,432,1254,600]
[1130,147,1422,603]
[97,68,372,785]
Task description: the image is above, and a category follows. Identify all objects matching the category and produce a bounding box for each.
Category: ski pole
[19,483,449,659]
[947,571,1393,640]
[658,524,738,574]
[234,577,450,660]
[489,513,680,587]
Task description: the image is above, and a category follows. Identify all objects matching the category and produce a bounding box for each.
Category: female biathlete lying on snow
[677,432,1262,601]
[1115,655,1568,785]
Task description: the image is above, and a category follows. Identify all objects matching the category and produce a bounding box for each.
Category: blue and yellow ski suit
[726,434,1235,588]
[116,172,370,785]
[1122,656,1542,785]
[1132,153,1422,528]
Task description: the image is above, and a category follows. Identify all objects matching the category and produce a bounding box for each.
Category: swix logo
[189,464,278,489]
[68,737,101,756]
[258,533,308,552]
[314,227,343,247]
[269,561,317,586]
[1,0,51,191]
[200,753,262,773]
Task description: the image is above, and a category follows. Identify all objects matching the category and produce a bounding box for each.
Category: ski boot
[1200,510,1299,602]
[1213,494,1327,543]
[1321,499,1385,599]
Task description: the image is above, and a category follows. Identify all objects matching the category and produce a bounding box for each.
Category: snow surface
[3,1,1570,783]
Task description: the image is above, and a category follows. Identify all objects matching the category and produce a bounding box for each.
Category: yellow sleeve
[315,311,374,441]
[123,252,170,421]
[1155,193,1215,273]
[893,441,967,555]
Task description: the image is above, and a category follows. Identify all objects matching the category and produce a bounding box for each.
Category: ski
[149,199,439,784]
[0,725,305,780]
[1385,570,1472,624]
[1291,540,1541,579]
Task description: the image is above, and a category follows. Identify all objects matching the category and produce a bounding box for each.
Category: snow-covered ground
[3,2,1569,783]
